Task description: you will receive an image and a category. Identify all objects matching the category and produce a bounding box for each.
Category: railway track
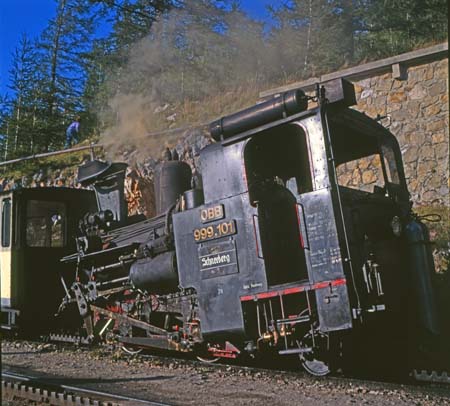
[47,330,450,386]
[1,370,174,406]
[124,344,450,386]
[2,338,450,406]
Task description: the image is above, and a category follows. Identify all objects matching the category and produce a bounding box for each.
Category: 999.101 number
[193,220,236,242]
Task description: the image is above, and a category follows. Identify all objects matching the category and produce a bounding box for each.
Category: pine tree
[354,0,448,59]
[37,0,98,150]
[269,0,356,78]
[4,34,42,158]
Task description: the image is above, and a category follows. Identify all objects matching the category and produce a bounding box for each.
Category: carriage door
[1,194,13,309]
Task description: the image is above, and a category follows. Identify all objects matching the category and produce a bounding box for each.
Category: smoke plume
[99,3,288,159]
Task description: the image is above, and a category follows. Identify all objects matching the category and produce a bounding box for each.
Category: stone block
[409,84,427,100]
[403,146,419,163]
[388,91,406,103]
[434,62,449,79]
[360,89,374,99]
[408,67,427,85]
[371,155,381,166]
[351,168,361,185]
[432,131,446,143]
[386,103,403,113]
[357,78,371,88]
[435,143,449,160]
[374,79,391,91]
[439,185,449,198]
[419,145,435,160]
[362,170,377,184]
[421,96,439,108]
[408,178,419,192]
[391,108,411,121]
[422,190,439,203]
[428,80,447,97]
[338,171,352,186]
[346,160,357,170]
[426,119,446,132]
[391,80,403,90]
[364,106,381,118]
[424,103,441,116]
[424,66,435,81]
[358,157,371,170]
[407,101,421,118]
[422,79,438,88]
[354,84,364,94]
[389,121,403,134]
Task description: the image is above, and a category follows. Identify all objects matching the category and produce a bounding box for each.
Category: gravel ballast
[2,339,450,405]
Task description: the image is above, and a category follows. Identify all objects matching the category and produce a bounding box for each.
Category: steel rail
[2,370,174,406]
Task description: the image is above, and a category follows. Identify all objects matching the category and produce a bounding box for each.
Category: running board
[279,347,312,355]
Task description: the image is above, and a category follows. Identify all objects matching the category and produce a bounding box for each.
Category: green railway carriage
[0,187,96,334]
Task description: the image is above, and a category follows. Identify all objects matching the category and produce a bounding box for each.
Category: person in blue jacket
[65,116,80,148]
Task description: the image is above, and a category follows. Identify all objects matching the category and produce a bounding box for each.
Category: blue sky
[0,0,271,96]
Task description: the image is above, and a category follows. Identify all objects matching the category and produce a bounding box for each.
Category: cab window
[336,153,385,193]
[1,198,11,247]
[26,200,66,247]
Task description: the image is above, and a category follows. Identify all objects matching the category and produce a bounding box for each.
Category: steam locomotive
[56,78,439,376]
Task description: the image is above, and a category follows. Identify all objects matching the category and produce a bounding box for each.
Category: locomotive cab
[173,78,437,373]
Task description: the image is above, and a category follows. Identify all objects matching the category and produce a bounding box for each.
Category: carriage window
[1,198,11,247]
[26,200,66,247]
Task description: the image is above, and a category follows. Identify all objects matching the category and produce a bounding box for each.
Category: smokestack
[78,160,128,224]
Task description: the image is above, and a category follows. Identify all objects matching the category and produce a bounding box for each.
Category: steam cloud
[99,3,301,159]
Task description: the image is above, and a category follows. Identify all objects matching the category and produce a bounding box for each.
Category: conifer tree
[4,34,42,158]
[37,0,98,150]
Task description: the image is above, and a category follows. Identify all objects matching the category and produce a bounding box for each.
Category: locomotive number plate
[200,204,224,223]
[193,220,236,243]
[198,240,238,279]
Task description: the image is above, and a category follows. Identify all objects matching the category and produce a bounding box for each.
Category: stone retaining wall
[263,43,449,207]
[353,58,448,206]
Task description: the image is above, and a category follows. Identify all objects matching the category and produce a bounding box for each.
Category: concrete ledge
[260,42,448,98]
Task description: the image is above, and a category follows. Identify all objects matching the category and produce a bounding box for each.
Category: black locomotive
[57,78,439,376]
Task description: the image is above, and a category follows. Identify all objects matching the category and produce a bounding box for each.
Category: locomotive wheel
[122,345,143,355]
[119,323,144,355]
[195,344,220,363]
[196,354,220,363]
[297,331,331,376]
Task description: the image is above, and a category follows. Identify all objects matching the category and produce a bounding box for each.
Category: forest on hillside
[0,0,448,161]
